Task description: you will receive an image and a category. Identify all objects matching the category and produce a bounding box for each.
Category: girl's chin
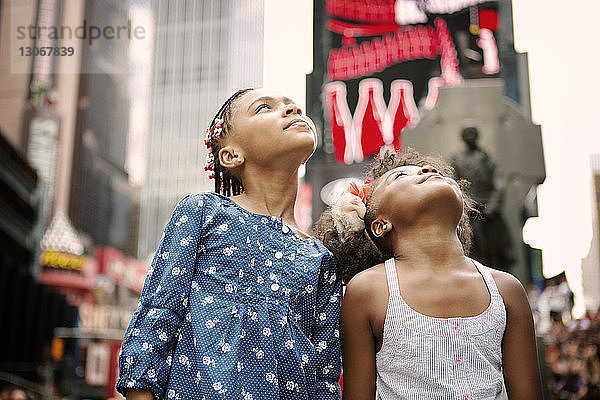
[302,150,315,165]
[271,135,316,165]
[292,135,317,153]
[302,141,317,162]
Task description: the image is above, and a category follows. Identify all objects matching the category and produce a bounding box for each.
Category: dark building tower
[69,0,140,256]
[137,0,264,259]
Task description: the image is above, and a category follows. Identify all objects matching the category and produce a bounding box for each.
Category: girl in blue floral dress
[116,89,342,400]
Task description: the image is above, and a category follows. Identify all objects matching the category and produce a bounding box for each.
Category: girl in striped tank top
[314,149,542,400]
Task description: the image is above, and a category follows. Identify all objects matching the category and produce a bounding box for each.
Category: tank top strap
[471,259,500,296]
[384,258,401,297]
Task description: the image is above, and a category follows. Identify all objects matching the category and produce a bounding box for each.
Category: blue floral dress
[116,192,342,400]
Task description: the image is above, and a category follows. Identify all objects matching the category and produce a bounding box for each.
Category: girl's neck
[233,164,299,224]
[390,224,466,271]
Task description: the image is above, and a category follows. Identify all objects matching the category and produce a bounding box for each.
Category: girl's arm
[340,274,377,400]
[312,253,343,399]
[116,194,205,399]
[496,271,543,400]
[126,389,154,400]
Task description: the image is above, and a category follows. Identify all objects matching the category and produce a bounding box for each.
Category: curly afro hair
[313,148,478,283]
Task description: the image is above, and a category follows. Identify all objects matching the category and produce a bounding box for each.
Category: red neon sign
[323,1,500,163]
[325,79,420,164]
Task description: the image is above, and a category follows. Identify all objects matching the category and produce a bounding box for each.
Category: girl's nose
[283,103,302,116]
[420,165,439,174]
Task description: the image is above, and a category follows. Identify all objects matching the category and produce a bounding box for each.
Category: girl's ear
[218,146,245,169]
[371,218,393,238]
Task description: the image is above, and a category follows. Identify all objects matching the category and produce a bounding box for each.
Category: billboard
[321,0,500,163]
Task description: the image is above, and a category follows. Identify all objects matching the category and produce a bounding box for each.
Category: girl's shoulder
[486,267,528,312]
[194,191,222,204]
[171,192,231,225]
[175,191,217,206]
[341,263,389,328]
[486,267,523,292]
[344,263,388,302]
[177,191,229,212]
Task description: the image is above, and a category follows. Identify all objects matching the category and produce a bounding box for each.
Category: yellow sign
[40,250,86,271]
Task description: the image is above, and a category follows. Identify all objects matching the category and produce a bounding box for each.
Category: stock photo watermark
[16,19,146,46]
[10,0,150,74]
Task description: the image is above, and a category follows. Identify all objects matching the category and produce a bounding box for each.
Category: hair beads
[204,118,223,179]
[204,88,253,196]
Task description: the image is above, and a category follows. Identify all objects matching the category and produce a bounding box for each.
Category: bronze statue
[451,126,515,272]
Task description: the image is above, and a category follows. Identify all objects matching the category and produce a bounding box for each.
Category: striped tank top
[375,258,506,400]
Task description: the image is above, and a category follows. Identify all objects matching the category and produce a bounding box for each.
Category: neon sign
[323,0,500,163]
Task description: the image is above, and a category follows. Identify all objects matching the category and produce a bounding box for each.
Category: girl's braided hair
[205,88,254,196]
[313,148,477,283]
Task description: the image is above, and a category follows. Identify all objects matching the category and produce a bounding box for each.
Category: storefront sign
[40,250,86,271]
[95,246,148,293]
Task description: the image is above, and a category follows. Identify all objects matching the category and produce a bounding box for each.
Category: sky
[263,0,600,312]
[263,0,312,110]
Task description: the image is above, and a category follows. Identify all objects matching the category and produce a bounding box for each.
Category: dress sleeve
[116,194,204,399]
[312,251,343,399]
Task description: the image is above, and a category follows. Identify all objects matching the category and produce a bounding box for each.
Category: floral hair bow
[347,178,373,204]
[331,178,374,242]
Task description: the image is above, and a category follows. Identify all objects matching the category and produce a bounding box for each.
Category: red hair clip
[347,178,373,204]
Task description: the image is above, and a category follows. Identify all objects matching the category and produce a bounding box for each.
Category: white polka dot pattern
[116,193,342,399]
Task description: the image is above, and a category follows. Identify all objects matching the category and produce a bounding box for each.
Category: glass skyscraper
[69,0,140,256]
[137,0,264,258]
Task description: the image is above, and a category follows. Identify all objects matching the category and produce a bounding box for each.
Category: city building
[137,0,265,258]
[69,0,142,257]
[0,129,78,397]
[580,154,600,312]
[0,0,150,396]
[305,0,545,285]
[0,0,35,152]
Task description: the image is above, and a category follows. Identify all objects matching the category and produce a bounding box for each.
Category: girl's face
[370,164,464,229]
[226,89,317,166]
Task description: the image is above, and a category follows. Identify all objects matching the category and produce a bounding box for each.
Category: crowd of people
[530,274,600,399]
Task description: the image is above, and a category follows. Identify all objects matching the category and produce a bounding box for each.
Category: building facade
[304,0,545,285]
[69,0,141,257]
[137,0,265,258]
